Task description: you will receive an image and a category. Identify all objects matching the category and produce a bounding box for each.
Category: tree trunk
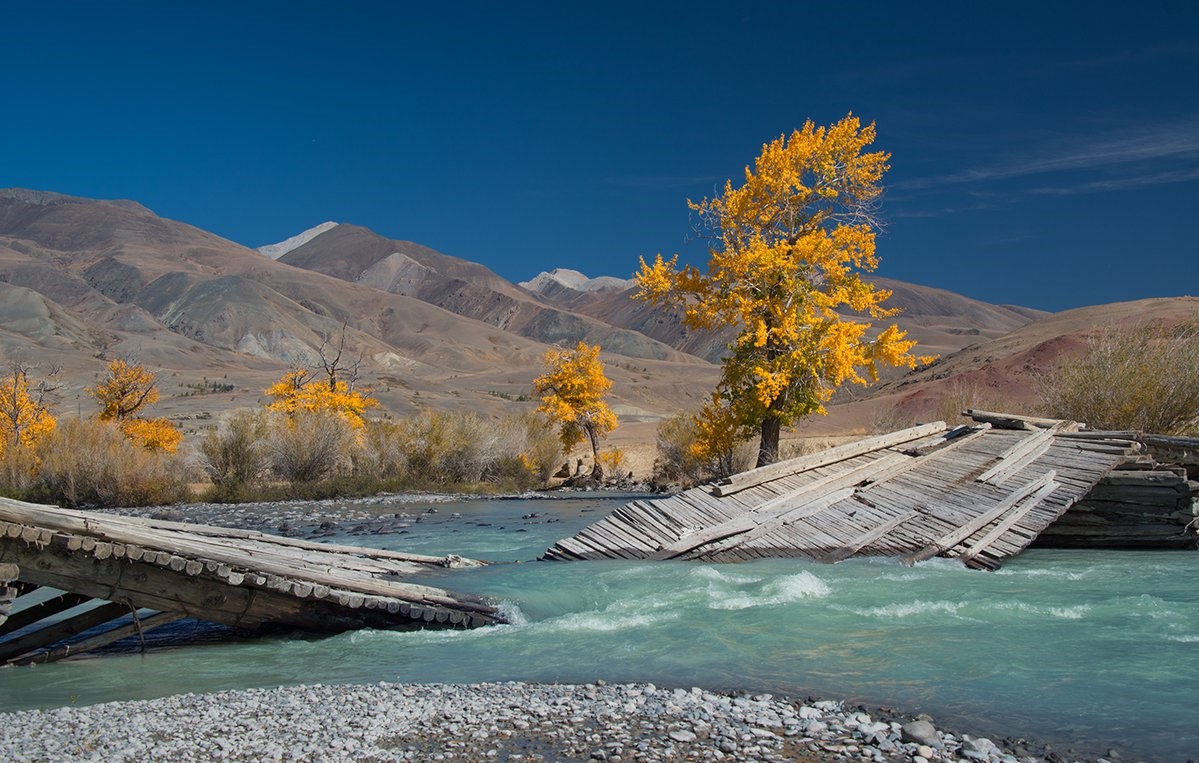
[757,415,781,468]
[586,424,603,481]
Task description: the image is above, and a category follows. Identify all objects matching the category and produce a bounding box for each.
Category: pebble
[0,681,1116,763]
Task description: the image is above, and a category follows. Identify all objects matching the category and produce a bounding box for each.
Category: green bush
[1040,323,1199,434]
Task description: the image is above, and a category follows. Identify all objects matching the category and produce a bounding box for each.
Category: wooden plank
[712,422,947,496]
[749,453,908,514]
[701,487,857,558]
[0,515,492,611]
[0,498,473,569]
[900,424,986,455]
[905,471,1058,564]
[656,454,909,560]
[976,426,1064,486]
[0,591,92,637]
[957,478,1062,567]
[12,610,188,666]
[821,510,923,563]
[0,601,130,664]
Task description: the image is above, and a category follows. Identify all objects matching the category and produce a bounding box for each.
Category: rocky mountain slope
[0,189,711,426]
[521,266,1049,365]
[276,224,691,362]
[5,186,1141,447]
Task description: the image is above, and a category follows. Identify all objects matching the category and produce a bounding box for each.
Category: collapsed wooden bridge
[0,499,505,667]
[544,411,1199,569]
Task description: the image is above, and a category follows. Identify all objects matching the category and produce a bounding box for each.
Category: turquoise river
[0,496,1196,761]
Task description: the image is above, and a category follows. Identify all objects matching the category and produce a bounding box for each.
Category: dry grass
[197,410,270,488]
[1040,323,1199,434]
[27,418,190,507]
[652,411,754,488]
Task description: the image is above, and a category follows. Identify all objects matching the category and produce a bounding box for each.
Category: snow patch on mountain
[520,268,633,294]
[257,221,339,259]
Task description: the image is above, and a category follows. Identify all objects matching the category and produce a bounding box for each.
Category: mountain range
[1,188,1194,448]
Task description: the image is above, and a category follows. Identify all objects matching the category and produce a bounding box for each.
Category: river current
[1,496,1195,761]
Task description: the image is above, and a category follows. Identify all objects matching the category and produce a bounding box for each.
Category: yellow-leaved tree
[0,364,57,457]
[264,368,378,429]
[636,114,932,467]
[533,341,618,480]
[89,359,183,453]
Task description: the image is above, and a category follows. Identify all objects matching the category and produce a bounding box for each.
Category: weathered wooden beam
[1,535,502,630]
[906,470,1058,564]
[976,428,1059,486]
[0,514,494,614]
[901,424,986,455]
[712,422,947,497]
[751,452,909,514]
[56,502,476,567]
[965,409,1072,430]
[11,610,188,666]
[0,510,416,583]
[0,600,129,664]
[821,509,922,563]
[957,478,1062,567]
[0,591,92,637]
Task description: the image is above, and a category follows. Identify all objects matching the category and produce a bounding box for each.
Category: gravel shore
[1,681,1103,763]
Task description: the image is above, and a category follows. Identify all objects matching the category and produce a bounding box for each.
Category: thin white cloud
[895,119,1199,192]
[1030,166,1199,196]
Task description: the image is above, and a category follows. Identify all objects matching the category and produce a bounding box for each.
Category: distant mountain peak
[257,221,339,260]
[520,268,633,294]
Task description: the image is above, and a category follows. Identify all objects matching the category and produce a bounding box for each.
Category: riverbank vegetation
[1041,322,1199,435]
[0,358,571,508]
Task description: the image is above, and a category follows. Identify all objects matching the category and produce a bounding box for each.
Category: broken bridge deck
[0,498,505,666]
[544,413,1154,570]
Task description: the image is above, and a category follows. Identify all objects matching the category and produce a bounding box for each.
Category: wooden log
[11,611,188,666]
[0,591,92,637]
[976,426,1064,486]
[712,422,947,496]
[0,600,129,664]
[748,453,908,515]
[0,497,479,569]
[966,410,1073,430]
[1,536,499,631]
[901,424,989,456]
[28,511,417,581]
[699,487,857,558]
[905,471,1058,564]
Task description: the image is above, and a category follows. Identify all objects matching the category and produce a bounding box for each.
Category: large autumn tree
[89,359,183,453]
[533,341,618,480]
[636,115,931,467]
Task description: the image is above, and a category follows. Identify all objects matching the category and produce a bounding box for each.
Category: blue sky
[5,1,1197,312]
